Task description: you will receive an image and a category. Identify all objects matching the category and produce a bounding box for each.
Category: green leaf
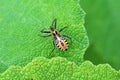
[0,57,120,80]
[0,0,89,73]
[81,0,120,69]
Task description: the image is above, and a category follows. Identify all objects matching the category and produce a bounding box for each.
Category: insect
[40,18,72,56]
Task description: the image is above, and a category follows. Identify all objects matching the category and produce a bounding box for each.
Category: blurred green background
[81,0,120,70]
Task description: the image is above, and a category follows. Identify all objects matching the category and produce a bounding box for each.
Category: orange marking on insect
[57,39,68,51]
[51,29,68,51]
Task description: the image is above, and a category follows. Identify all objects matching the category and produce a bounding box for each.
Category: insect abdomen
[56,39,68,51]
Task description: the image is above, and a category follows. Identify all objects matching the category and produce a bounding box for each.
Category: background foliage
[1,57,120,80]
[81,0,120,70]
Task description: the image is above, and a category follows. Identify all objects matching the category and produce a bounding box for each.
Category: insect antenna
[52,18,57,29]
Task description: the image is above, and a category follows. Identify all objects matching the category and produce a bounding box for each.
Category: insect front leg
[49,40,56,56]
[40,29,51,38]
[62,34,72,44]
[59,26,67,32]
[40,34,51,38]
[41,29,51,33]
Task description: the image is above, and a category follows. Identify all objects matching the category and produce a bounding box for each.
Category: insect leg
[38,34,51,38]
[62,34,72,44]
[41,29,51,33]
[49,40,56,56]
[52,18,57,29]
[59,26,67,32]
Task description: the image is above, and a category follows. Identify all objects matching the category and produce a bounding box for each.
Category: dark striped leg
[41,29,51,33]
[62,34,72,44]
[59,26,67,32]
[41,34,51,38]
[40,29,51,38]
[49,40,56,56]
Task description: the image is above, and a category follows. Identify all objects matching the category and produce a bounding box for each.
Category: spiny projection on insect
[40,18,72,56]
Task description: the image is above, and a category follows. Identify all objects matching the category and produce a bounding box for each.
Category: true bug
[40,19,72,56]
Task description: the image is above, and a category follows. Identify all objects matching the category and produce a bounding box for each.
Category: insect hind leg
[48,40,56,57]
